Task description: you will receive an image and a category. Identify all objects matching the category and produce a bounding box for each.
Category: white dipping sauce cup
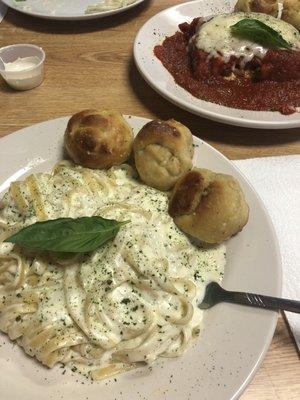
[0,44,45,90]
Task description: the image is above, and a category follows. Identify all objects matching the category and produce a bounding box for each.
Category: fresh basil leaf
[231,19,292,50]
[4,217,129,253]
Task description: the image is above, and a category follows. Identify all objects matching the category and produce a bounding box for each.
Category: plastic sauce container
[0,44,45,90]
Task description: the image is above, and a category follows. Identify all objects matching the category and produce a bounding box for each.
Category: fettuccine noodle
[0,161,225,379]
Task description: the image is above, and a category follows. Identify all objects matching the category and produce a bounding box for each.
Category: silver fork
[199,282,300,313]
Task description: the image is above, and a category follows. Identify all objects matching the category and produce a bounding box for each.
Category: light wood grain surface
[0,1,299,398]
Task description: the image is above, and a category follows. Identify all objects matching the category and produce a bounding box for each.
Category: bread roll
[169,168,249,244]
[235,0,300,31]
[133,119,194,191]
[65,109,133,169]
[234,0,279,15]
[282,0,300,31]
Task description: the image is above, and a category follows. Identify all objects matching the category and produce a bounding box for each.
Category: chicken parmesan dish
[154,9,300,114]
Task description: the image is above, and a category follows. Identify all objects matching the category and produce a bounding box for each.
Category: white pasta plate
[0,115,281,400]
[134,0,300,129]
[1,0,145,20]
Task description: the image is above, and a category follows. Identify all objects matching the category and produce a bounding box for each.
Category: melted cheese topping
[193,12,300,64]
[0,162,225,379]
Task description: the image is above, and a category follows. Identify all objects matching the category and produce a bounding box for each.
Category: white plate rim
[133,0,300,129]
[0,115,281,400]
[1,0,145,20]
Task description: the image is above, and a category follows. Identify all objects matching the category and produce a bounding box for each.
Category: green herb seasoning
[5,216,129,253]
[231,18,292,49]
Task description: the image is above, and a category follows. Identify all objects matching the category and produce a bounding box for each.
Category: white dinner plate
[0,115,281,400]
[134,0,300,129]
[1,0,145,20]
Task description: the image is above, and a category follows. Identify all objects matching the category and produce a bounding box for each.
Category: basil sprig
[231,19,292,50]
[5,216,129,253]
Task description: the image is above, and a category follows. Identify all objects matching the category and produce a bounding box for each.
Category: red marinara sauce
[154,19,300,115]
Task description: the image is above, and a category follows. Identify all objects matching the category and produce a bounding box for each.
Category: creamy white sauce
[192,12,300,65]
[0,55,43,91]
[85,0,136,14]
[2,56,40,72]
[0,162,225,378]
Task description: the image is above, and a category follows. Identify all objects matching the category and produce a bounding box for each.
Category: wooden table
[0,1,299,398]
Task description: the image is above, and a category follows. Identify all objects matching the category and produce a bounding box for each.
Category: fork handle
[225,290,300,313]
